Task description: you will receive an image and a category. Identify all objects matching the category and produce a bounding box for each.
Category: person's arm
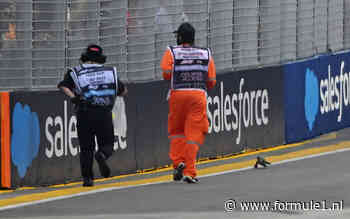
[60,86,76,98]
[206,53,217,90]
[58,71,80,102]
[117,79,128,96]
[160,48,173,81]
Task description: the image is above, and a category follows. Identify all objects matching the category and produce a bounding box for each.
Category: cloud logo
[11,102,40,178]
[304,68,319,131]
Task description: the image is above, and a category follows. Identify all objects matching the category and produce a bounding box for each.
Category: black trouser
[76,108,114,179]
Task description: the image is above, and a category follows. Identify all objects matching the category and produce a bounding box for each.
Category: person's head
[80,44,106,64]
[174,22,195,45]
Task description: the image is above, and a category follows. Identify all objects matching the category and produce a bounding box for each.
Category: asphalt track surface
[1,129,350,218]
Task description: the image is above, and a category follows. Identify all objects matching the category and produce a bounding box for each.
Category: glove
[70,96,81,105]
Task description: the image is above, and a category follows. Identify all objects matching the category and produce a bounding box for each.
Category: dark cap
[173,22,195,45]
[173,22,195,33]
[80,44,106,64]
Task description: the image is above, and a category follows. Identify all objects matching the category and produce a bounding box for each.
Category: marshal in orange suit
[161,22,216,183]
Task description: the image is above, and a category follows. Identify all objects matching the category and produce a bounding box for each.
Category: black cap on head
[174,22,195,45]
[80,44,106,64]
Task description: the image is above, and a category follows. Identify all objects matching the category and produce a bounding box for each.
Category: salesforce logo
[11,102,40,178]
[304,68,319,131]
[320,62,350,123]
[207,79,270,144]
[305,61,350,132]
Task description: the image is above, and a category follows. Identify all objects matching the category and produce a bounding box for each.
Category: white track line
[198,147,350,178]
[1,147,350,212]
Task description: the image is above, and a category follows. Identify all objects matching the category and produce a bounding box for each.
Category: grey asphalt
[1,129,350,218]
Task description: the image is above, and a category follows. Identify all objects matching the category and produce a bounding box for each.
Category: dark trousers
[76,108,114,179]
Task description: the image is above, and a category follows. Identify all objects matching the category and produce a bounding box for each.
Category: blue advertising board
[9,91,137,187]
[284,51,350,143]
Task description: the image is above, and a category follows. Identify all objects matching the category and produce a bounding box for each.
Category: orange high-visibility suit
[161,45,216,178]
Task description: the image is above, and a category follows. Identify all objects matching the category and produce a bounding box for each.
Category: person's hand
[70,96,81,105]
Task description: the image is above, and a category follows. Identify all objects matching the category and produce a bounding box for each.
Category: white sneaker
[183,175,199,184]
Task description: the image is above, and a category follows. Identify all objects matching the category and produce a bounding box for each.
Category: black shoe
[95,152,111,178]
[173,162,185,181]
[83,177,94,187]
[183,175,199,184]
[254,156,271,168]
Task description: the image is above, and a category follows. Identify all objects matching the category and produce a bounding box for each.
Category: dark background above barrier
[204,66,285,157]
[124,80,171,170]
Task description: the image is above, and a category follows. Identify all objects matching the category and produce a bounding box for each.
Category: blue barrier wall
[284,51,350,143]
[7,64,285,187]
[9,92,137,187]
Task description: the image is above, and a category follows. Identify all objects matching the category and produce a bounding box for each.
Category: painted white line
[0,181,168,212]
[198,147,350,178]
[1,147,350,212]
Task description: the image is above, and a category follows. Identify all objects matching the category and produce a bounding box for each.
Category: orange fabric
[161,47,217,89]
[161,45,216,178]
[1,92,11,188]
[168,90,209,177]
[183,143,199,177]
[206,57,216,89]
[168,90,208,144]
[160,49,173,80]
[169,138,199,177]
[169,137,186,167]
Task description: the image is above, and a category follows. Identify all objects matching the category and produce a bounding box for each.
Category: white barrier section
[259,0,281,65]
[209,0,233,71]
[281,0,297,62]
[327,0,343,52]
[345,0,350,49]
[297,0,314,59]
[1,0,350,90]
[232,0,259,68]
